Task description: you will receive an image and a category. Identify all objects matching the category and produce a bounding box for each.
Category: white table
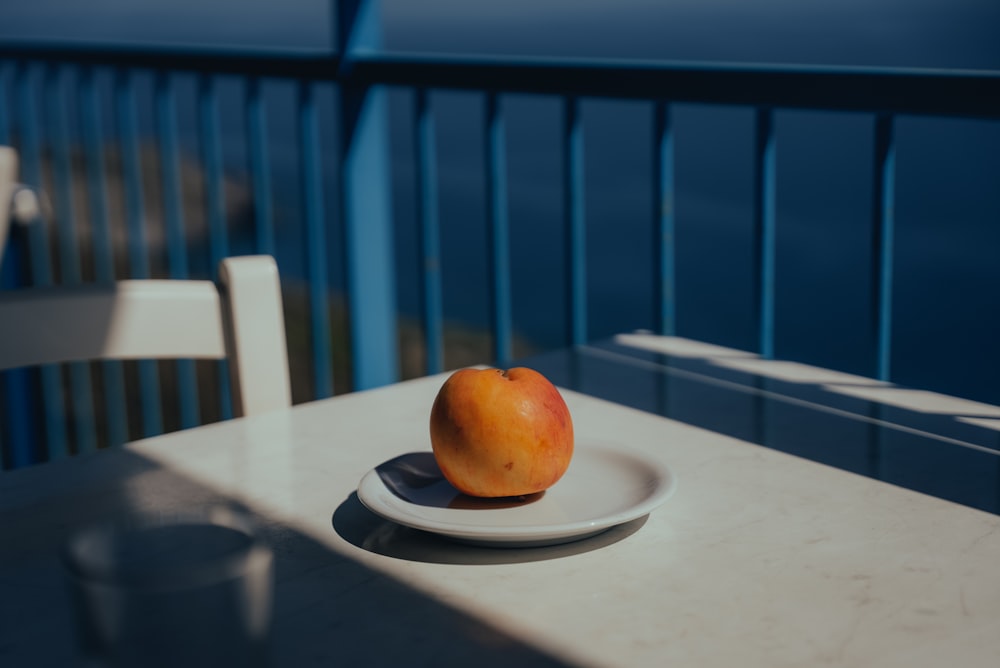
[2,339,1000,667]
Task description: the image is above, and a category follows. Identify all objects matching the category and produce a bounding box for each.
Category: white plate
[356,443,675,547]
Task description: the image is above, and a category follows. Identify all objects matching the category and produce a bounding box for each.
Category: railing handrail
[1,41,998,118]
[350,52,1000,118]
[0,41,340,78]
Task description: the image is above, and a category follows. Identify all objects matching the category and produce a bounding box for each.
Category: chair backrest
[0,146,43,269]
[0,146,17,260]
[0,255,291,418]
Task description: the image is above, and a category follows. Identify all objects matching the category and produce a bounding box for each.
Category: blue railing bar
[48,67,96,457]
[198,75,230,271]
[17,63,67,463]
[338,0,399,390]
[17,67,53,287]
[80,70,116,285]
[344,54,1000,120]
[0,64,11,467]
[0,63,34,470]
[298,81,333,399]
[357,55,1000,119]
[873,114,896,382]
[415,88,443,375]
[197,73,234,417]
[46,67,84,284]
[485,92,512,366]
[753,108,777,359]
[155,73,190,277]
[1,43,996,118]
[0,40,337,65]
[116,71,151,280]
[653,101,676,336]
[563,96,587,347]
[339,88,400,390]
[155,71,200,429]
[117,68,164,438]
[0,63,8,142]
[246,77,275,256]
[47,65,98,456]
[80,66,129,448]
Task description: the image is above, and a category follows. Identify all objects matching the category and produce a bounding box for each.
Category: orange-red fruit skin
[429,367,574,498]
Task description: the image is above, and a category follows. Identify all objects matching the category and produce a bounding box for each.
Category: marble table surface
[2,339,999,667]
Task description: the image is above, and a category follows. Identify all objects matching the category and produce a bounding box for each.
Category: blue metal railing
[1,0,998,468]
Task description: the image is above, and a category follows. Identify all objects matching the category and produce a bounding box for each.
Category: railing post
[753,108,777,359]
[564,96,587,347]
[17,64,68,463]
[197,73,234,416]
[337,0,399,389]
[872,114,896,382]
[653,101,676,337]
[156,71,200,429]
[486,92,512,367]
[415,88,444,375]
[246,78,276,257]
[80,66,129,449]
[48,65,97,455]
[298,80,334,399]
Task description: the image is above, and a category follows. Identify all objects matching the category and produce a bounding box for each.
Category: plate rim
[356,442,676,544]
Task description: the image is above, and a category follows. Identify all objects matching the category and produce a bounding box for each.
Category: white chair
[0,146,42,266]
[0,147,14,259]
[0,255,292,419]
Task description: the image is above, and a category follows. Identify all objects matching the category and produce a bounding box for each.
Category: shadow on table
[333,491,647,565]
[0,449,576,667]
[519,339,1000,515]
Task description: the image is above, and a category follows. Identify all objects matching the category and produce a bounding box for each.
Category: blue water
[3,1,1000,404]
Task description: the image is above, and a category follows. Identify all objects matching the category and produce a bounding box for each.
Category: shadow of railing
[516,333,1000,515]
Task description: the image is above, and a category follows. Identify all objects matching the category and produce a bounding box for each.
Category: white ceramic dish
[356,442,675,547]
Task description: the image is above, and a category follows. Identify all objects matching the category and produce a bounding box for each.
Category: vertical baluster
[415,88,443,374]
[197,74,233,417]
[867,115,896,486]
[563,96,586,347]
[750,95,774,457]
[48,65,97,455]
[299,81,333,399]
[18,63,67,463]
[47,67,84,283]
[0,63,8,144]
[246,77,275,256]
[156,71,199,429]
[753,108,777,359]
[0,64,8,469]
[653,101,676,336]
[0,71,9,285]
[117,68,163,438]
[873,114,896,382]
[485,92,512,366]
[17,67,53,285]
[81,67,129,448]
[0,63,36,469]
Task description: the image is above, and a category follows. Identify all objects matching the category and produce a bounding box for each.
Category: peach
[429,367,574,498]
